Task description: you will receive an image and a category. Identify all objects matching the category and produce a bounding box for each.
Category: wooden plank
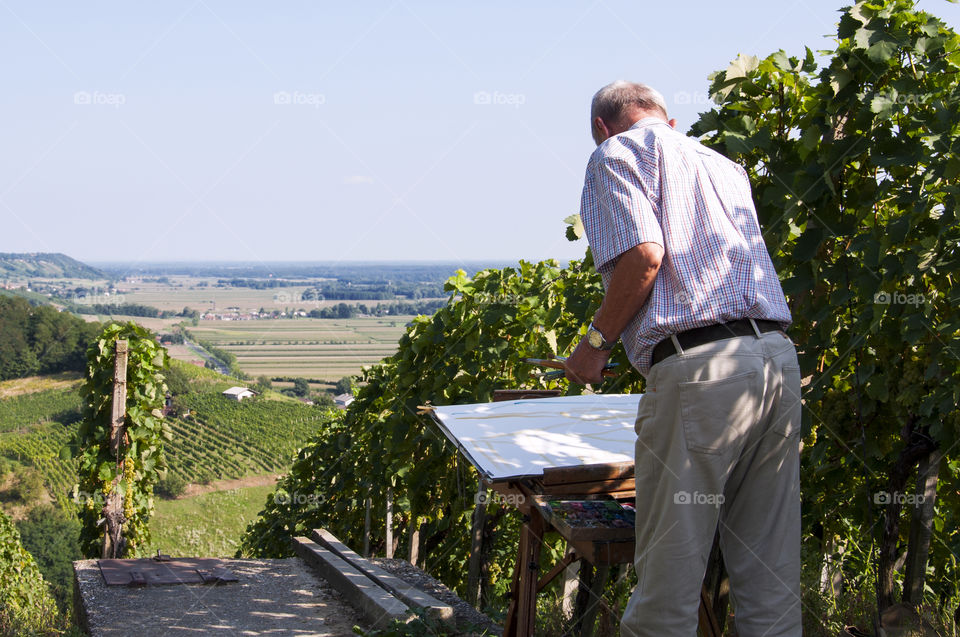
[292,537,410,629]
[540,479,636,497]
[311,529,455,627]
[492,389,561,402]
[541,461,633,486]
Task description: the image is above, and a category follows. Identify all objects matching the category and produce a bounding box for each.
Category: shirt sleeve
[580,143,663,274]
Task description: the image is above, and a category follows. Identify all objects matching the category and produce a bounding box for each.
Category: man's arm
[564,241,663,384]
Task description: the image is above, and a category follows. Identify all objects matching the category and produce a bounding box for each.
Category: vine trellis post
[102,339,128,559]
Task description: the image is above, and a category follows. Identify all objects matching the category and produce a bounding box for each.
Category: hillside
[0,361,329,509]
[0,252,105,279]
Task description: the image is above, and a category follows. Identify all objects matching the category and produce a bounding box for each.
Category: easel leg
[574,564,608,637]
[516,512,544,635]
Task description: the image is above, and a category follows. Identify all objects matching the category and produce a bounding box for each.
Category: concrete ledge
[311,528,455,627]
[293,537,410,629]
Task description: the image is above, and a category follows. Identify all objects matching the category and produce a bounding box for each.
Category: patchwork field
[118,278,324,313]
[184,317,414,381]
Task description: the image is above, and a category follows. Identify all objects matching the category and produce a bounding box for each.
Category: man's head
[590,81,676,146]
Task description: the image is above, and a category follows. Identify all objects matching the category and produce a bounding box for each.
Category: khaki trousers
[621,329,802,637]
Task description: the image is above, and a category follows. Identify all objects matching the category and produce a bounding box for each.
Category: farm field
[185,317,414,381]
[118,277,321,313]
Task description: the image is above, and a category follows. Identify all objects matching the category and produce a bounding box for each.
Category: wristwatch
[586,322,616,351]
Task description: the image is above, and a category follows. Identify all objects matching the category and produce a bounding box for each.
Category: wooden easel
[489,390,723,637]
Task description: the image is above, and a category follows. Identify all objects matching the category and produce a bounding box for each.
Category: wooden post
[385,487,394,559]
[102,339,128,559]
[408,517,421,566]
[109,340,128,456]
[903,448,942,605]
[466,478,488,606]
[363,496,372,557]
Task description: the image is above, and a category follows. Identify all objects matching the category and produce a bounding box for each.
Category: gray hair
[590,81,668,125]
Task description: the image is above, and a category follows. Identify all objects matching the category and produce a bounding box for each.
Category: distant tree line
[303,299,444,320]
[0,296,100,380]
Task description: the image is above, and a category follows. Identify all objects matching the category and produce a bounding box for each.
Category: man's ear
[593,116,610,143]
[668,118,678,129]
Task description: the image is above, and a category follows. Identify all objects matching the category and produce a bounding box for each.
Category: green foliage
[0,509,59,636]
[292,378,310,397]
[238,260,644,603]
[0,465,45,506]
[16,505,82,613]
[0,296,101,381]
[162,361,192,396]
[690,0,960,605]
[335,376,354,395]
[75,322,171,558]
[153,473,187,499]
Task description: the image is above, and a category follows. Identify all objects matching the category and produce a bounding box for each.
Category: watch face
[588,328,603,349]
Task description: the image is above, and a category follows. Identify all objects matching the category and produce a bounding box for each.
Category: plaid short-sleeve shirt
[579,117,792,376]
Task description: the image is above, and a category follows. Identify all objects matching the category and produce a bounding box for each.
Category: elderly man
[564,81,802,637]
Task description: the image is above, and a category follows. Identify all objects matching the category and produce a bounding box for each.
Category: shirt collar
[630,116,668,130]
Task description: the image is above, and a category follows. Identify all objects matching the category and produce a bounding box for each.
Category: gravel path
[75,558,367,636]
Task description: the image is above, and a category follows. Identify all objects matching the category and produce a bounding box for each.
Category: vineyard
[0,387,82,505]
[165,393,329,484]
[0,365,328,507]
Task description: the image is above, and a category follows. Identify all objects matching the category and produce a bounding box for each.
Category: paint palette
[535,498,636,541]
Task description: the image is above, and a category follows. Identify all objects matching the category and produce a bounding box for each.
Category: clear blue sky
[2,1,957,267]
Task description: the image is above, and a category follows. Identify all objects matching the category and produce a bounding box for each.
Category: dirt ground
[74,557,367,636]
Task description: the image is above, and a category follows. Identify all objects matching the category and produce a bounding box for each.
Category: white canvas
[430,394,643,480]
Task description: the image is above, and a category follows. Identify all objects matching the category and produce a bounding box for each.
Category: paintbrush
[523,357,618,378]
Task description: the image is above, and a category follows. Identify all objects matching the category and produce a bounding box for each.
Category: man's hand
[564,338,613,385]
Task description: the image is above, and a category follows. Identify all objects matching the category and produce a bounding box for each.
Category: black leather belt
[650,319,783,367]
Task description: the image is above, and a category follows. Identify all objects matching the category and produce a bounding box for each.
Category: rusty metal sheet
[98,558,238,586]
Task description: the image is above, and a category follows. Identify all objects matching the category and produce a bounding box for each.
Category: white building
[222,387,257,402]
[334,393,354,409]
